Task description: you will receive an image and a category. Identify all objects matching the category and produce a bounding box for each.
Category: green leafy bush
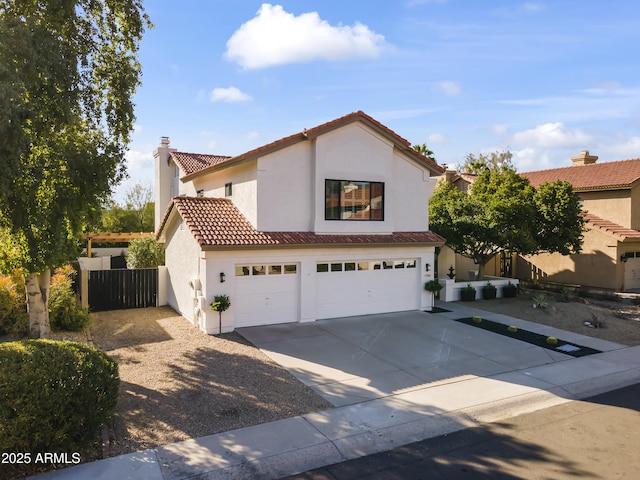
[49,266,93,331]
[0,273,28,335]
[127,236,165,269]
[0,340,120,453]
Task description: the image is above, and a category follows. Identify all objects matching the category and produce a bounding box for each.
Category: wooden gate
[88,268,158,311]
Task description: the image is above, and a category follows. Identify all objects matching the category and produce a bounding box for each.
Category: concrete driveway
[33,303,640,480]
[238,304,624,408]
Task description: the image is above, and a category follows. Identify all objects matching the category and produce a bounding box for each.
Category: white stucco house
[155,111,445,333]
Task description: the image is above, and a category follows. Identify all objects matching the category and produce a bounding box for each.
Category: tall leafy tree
[429,154,584,280]
[0,0,150,337]
[98,183,154,233]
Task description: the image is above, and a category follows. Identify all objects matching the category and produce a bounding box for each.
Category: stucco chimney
[571,150,598,166]
[154,136,177,232]
[444,169,458,184]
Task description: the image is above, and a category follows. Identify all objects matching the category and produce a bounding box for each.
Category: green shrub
[0,340,119,453]
[532,293,549,309]
[49,266,93,332]
[0,274,28,335]
[127,236,165,269]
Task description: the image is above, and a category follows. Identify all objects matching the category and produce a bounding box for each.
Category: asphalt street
[285,382,640,480]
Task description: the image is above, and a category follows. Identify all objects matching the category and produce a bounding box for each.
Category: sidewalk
[30,302,640,480]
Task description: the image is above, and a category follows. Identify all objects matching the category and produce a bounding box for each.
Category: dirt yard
[468,290,640,346]
[49,307,331,457]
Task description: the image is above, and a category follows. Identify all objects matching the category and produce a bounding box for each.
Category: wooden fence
[88,268,158,311]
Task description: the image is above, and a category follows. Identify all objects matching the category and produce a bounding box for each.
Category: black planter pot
[482,286,497,300]
[502,284,517,298]
[460,289,476,301]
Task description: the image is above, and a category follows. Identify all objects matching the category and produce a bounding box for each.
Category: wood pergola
[83,232,154,257]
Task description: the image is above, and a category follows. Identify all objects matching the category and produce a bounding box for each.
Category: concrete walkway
[31,302,640,480]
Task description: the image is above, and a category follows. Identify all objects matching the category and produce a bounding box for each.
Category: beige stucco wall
[580,189,631,228]
[631,183,640,230]
[436,246,502,281]
[519,225,620,290]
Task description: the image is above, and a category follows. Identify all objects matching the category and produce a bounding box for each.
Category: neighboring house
[520,151,640,291]
[155,111,445,333]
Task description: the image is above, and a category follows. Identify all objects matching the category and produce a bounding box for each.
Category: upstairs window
[325,180,384,221]
[225,182,232,197]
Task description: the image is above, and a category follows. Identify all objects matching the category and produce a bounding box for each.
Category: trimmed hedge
[0,340,119,453]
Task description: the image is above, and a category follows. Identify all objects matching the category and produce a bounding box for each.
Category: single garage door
[624,256,640,291]
[316,259,419,319]
[235,263,299,327]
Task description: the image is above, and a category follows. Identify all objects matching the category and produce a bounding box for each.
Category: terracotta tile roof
[171,152,232,176]
[157,196,445,248]
[181,111,445,180]
[522,158,640,191]
[584,212,640,241]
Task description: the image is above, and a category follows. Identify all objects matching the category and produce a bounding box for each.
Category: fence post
[157,266,168,307]
[80,269,89,309]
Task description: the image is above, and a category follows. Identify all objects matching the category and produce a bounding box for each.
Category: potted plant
[502,281,517,298]
[460,283,476,302]
[424,279,444,310]
[210,294,231,335]
[482,281,497,300]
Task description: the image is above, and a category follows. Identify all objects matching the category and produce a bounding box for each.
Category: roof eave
[200,238,446,251]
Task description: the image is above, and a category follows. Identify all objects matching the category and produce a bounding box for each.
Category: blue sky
[118,0,640,201]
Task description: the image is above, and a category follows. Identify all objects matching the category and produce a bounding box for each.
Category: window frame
[324,179,384,221]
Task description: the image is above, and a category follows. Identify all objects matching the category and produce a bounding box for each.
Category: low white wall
[439,276,519,302]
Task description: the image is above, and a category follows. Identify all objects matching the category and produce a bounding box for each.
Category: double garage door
[315,259,420,319]
[234,259,420,327]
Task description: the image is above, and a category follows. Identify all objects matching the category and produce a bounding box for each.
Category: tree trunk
[477,262,486,281]
[25,270,51,339]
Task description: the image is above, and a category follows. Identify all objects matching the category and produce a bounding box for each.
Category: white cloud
[225,4,388,69]
[512,147,553,172]
[210,86,252,103]
[511,122,592,149]
[601,136,640,158]
[436,80,461,96]
[125,149,153,170]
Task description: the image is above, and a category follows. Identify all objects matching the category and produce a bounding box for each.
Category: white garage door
[316,259,419,319]
[624,256,640,291]
[235,264,299,327]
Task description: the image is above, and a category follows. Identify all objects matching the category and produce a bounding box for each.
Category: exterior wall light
[425,263,431,272]
[220,272,226,283]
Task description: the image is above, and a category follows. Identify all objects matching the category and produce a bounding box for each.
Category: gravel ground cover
[464,290,640,346]
[39,307,331,458]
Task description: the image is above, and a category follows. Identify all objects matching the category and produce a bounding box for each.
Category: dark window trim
[324,179,384,221]
[225,182,232,197]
